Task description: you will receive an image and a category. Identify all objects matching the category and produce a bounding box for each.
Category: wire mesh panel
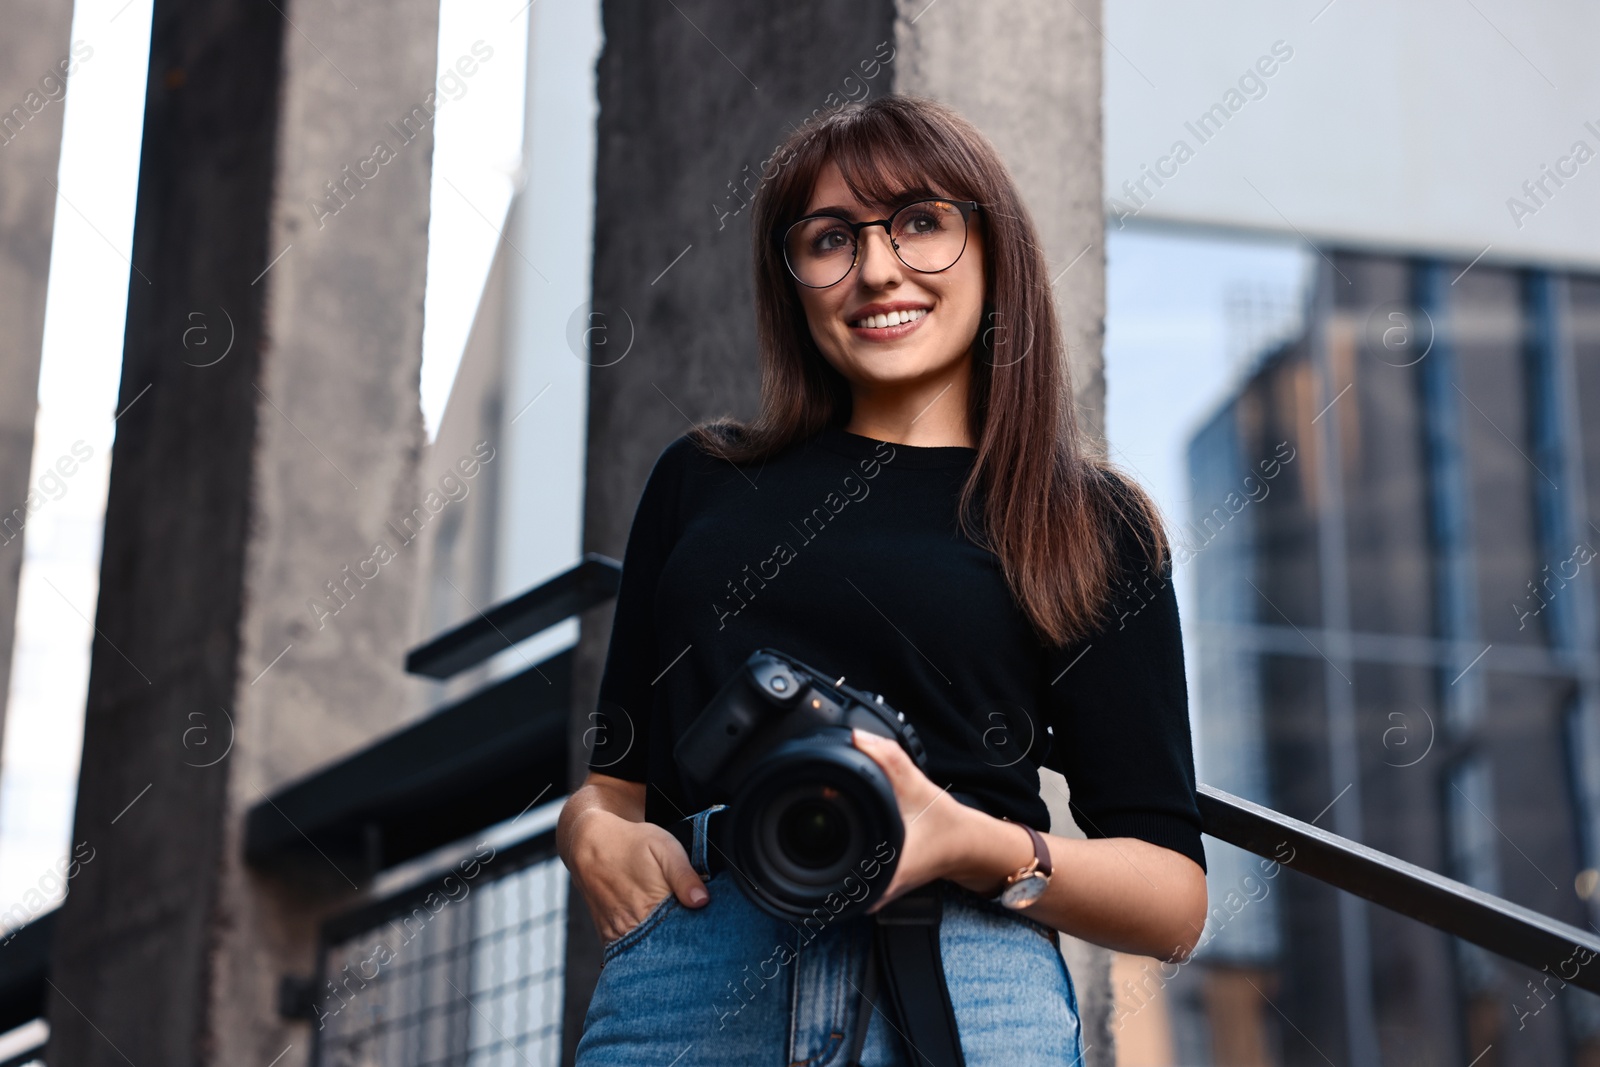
[464,860,567,1064]
[315,833,568,1067]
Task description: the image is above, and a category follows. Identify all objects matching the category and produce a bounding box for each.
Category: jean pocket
[601,893,681,965]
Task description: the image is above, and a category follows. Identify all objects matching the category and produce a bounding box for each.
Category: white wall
[493,0,601,607]
[1105,0,1600,270]
[0,0,151,928]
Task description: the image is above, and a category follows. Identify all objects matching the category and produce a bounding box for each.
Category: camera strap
[868,885,967,1067]
[672,807,966,1065]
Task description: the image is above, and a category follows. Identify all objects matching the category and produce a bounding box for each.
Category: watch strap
[988,819,1051,900]
[1019,822,1052,878]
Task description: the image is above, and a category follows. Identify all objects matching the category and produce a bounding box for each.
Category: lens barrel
[727,733,904,923]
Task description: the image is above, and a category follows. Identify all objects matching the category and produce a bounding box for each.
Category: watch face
[1000,872,1048,909]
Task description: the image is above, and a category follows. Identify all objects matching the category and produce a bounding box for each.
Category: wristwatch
[992,820,1052,910]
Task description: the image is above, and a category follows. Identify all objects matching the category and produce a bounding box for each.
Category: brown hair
[687,94,1166,648]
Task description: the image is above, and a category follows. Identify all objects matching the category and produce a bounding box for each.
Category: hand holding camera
[673,648,931,921]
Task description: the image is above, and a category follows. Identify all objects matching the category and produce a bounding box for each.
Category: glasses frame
[778,197,981,289]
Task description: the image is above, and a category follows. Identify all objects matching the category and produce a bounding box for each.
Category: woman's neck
[845,364,974,449]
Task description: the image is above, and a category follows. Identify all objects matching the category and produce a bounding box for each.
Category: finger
[852,726,896,765]
[852,728,915,782]
[651,835,711,908]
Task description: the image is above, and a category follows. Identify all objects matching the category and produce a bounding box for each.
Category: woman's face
[792,162,985,397]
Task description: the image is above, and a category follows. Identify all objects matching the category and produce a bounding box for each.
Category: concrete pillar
[45,1,438,1063]
[893,0,1109,447]
[575,0,1111,1061]
[0,0,75,792]
[893,4,1114,1056]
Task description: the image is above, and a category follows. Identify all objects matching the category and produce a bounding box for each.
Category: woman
[559,94,1208,1065]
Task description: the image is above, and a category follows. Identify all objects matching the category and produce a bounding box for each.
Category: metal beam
[405,554,620,679]
[1192,618,1600,680]
[1199,784,1600,992]
[0,908,52,1034]
[245,650,571,878]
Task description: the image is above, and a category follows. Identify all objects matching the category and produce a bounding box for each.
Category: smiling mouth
[849,307,929,330]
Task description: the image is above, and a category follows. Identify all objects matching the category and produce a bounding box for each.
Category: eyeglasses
[779,198,980,289]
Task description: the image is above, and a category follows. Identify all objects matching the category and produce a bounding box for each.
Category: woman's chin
[842,347,966,386]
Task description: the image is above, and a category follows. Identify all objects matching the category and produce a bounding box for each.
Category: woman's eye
[812,229,851,254]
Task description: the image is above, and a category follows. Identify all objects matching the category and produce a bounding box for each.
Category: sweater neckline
[813,424,977,470]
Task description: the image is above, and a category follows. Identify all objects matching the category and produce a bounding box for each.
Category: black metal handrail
[258,551,1600,984]
[0,908,52,1033]
[6,552,1599,1051]
[243,556,625,876]
[226,553,1600,1038]
[1199,784,1600,992]
[404,553,620,679]
[243,651,572,875]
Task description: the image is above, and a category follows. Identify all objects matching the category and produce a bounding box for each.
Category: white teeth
[853,308,928,329]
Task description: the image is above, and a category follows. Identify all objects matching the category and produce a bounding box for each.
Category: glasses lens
[891,200,968,273]
[785,216,856,288]
[782,201,971,287]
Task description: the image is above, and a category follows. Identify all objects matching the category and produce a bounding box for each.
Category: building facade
[1187,249,1600,1066]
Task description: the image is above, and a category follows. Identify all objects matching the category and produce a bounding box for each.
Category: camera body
[674,648,928,922]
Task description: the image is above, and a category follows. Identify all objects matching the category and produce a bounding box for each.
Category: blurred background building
[1169,256,1600,1066]
[1096,5,1600,1065]
[2,0,1599,1065]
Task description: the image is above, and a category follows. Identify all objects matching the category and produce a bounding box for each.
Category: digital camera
[674,648,928,922]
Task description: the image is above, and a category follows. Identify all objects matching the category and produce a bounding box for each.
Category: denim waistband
[687,803,727,880]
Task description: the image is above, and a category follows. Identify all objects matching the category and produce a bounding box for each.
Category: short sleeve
[588,436,692,781]
[1041,493,1208,873]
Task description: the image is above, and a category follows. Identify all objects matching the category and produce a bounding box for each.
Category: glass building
[1181,250,1600,1065]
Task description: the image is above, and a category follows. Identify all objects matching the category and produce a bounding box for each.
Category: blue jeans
[574,817,1085,1065]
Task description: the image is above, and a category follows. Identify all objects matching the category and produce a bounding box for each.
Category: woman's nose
[855,224,904,289]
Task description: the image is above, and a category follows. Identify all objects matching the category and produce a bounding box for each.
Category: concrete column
[893,0,1109,447]
[575,1,1111,1061]
[0,0,75,789]
[45,1,438,1063]
[893,3,1113,1058]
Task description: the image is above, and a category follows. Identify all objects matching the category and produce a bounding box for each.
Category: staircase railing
[5,554,1595,1062]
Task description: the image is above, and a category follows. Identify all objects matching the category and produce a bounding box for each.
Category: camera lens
[728,734,904,922]
[776,795,848,869]
[758,783,860,884]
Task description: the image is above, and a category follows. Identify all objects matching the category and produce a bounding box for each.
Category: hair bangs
[789,105,984,220]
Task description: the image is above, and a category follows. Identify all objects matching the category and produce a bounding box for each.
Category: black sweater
[588,424,1207,873]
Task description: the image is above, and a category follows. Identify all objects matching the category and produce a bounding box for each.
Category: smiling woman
[559,94,1208,1066]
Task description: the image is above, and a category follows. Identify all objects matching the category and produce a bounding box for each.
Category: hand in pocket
[568,813,709,943]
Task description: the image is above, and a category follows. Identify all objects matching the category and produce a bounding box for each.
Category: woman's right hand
[565,807,711,943]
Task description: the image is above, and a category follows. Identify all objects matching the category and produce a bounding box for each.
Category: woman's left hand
[850,728,1031,912]
[852,730,1211,961]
